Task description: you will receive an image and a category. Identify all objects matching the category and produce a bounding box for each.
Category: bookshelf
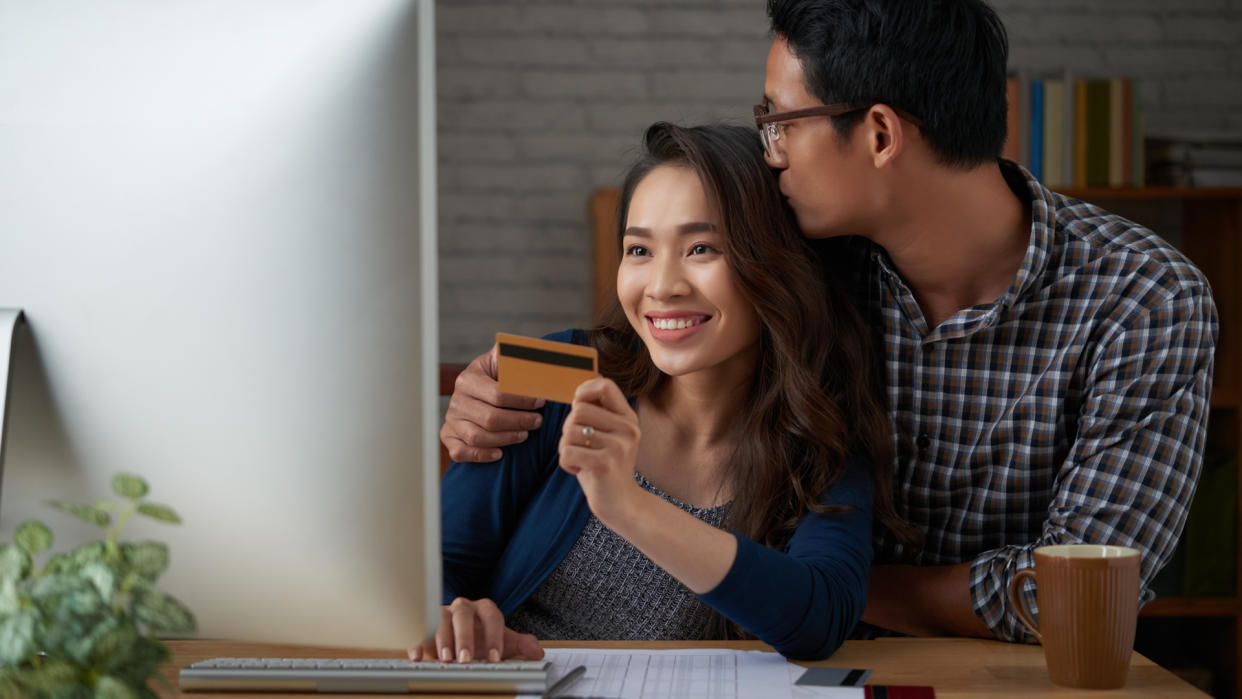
[1060,186,1242,698]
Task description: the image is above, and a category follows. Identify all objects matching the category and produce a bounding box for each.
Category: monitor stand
[0,309,25,489]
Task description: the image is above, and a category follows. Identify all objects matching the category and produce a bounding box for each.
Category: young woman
[417,122,910,664]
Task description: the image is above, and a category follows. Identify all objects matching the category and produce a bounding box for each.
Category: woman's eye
[689,244,717,256]
[624,244,650,257]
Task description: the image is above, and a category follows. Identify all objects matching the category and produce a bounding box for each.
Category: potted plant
[0,474,195,698]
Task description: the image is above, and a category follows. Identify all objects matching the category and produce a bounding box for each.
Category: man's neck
[870,161,1032,331]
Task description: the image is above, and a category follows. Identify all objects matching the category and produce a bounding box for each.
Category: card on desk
[497,332,599,404]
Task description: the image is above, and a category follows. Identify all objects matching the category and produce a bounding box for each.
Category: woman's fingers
[558,444,608,476]
[475,599,506,664]
[502,627,546,660]
[448,598,477,663]
[434,605,456,662]
[565,401,631,437]
[572,377,632,414]
[426,598,514,663]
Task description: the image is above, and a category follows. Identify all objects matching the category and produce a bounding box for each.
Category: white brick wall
[436,0,1242,361]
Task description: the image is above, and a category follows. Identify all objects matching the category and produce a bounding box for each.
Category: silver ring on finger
[582,425,594,448]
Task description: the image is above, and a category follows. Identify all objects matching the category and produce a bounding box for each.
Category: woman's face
[617,164,762,379]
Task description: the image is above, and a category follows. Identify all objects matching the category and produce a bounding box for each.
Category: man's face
[762,36,880,239]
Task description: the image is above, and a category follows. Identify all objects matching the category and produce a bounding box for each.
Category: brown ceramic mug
[1008,544,1141,690]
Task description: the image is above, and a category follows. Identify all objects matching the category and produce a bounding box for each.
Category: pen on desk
[542,664,586,698]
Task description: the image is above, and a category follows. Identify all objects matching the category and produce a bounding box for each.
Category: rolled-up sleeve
[971,284,1217,642]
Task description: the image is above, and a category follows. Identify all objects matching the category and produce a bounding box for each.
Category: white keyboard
[179,656,552,694]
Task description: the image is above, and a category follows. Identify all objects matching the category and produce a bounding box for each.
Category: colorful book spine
[1085,79,1112,187]
[1108,78,1125,187]
[1132,82,1144,186]
[1043,79,1065,188]
[1120,79,1133,187]
[1006,68,1142,190]
[1029,80,1044,181]
[1062,69,1075,188]
[1074,80,1088,187]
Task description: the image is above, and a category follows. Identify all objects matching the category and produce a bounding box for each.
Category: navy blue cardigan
[441,329,874,660]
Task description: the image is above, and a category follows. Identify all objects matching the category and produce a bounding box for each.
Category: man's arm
[866,283,1217,642]
[862,562,991,637]
[974,284,1216,642]
[441,345,545,463]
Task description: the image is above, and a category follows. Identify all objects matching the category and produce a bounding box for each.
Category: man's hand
[441,345,546,463]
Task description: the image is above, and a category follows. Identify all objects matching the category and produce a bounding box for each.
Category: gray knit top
[506,471,731,640]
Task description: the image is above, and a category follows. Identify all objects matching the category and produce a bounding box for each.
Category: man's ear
[864,104,905,169]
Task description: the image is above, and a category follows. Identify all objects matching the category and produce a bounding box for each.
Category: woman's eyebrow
[623,222,718,237]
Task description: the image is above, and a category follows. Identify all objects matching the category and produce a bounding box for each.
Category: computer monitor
[0,0,440,649]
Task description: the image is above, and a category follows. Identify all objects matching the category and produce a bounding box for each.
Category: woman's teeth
[651,317,706,330]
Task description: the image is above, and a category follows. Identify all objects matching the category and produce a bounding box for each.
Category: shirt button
[917,433,931,459]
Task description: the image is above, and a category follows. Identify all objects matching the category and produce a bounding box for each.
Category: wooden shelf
[439,363,468,395]
[1213,387,1241,409]
[1058,187,1242,201]
[1141,597,1240,618]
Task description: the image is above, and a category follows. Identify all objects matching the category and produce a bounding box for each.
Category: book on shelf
[1004,69,1144,189]
[1147,132,1242,187]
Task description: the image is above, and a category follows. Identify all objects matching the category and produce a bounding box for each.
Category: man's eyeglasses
[753,101,923,158]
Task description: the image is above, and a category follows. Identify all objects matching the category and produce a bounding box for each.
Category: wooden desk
[162,637,1206,698]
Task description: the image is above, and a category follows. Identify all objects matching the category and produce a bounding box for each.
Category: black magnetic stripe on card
[843,669,865,686]
[498,343,595,370]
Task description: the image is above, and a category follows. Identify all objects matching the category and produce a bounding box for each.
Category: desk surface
[162,637,1207,698]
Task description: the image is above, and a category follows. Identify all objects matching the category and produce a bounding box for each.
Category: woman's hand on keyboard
[408,597,545,664]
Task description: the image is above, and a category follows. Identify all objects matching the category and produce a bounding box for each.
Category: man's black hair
[767,0,1009,168]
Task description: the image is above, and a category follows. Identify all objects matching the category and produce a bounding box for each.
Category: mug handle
[1009,568,1042,642]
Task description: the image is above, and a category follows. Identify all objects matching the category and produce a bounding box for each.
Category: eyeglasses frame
[753,101,923,154]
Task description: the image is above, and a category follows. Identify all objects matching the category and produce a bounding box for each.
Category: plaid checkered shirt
[843,163,1218,642]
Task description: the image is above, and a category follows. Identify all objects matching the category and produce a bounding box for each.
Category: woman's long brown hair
[590,122,916,551]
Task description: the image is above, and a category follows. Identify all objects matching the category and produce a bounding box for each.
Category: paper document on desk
[518,648,884,699]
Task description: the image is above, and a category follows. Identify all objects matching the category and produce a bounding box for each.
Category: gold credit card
[496,332,599,404]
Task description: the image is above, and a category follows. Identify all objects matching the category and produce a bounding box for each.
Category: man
[439,0,1217,643]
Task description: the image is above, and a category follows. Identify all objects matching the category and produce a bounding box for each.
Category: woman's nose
[646,256,690,299]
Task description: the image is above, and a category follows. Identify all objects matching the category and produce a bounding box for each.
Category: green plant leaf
[130,586,195,634]
[0,607,36,665]
[30,573,103,618]
[104,635,169,692]
[135,503,180,525]
[94,675,141,699]
[0,579,19,617]
[89,618,137,671]
[0,671,23,699]
[43,541,107,576]
[14,521,52,556]
[49,501,111,528]
[111,474,149,500]
[0,546,31,583]
[14,658,81,696]
[120,542,169,580]
[80,561,116,605]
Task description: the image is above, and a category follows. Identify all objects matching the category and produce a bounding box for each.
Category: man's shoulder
[1044,192,1212,303]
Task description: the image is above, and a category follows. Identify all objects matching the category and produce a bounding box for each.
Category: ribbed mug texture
[1011,546,1141,690]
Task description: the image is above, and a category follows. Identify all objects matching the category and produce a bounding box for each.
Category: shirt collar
[868,160,1058,339]
[992,159,1056,312]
